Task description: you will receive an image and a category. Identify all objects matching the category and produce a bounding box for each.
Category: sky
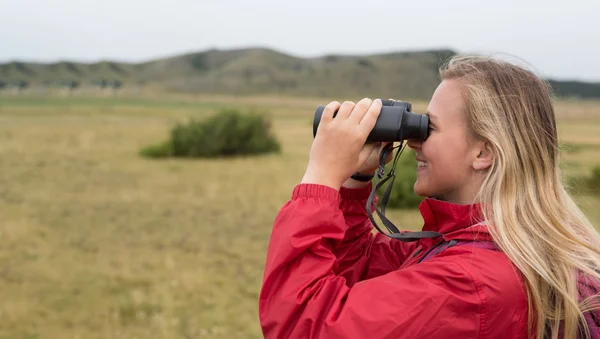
[1,0,599,82]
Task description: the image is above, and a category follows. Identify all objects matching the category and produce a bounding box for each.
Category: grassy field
[0,94,599,339]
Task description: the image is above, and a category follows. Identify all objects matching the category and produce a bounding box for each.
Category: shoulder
[430,244,529,338]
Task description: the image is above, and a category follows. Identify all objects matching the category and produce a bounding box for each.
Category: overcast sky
[1,0,599,81]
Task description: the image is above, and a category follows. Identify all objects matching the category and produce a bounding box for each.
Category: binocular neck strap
[366,142,443,242]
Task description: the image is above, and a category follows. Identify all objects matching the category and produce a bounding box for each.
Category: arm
[259,183,481,339]
[332,181,418,286]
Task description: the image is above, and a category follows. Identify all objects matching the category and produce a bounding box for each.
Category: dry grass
[0,95,598,338]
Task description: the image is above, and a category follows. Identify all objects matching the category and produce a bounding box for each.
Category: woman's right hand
[301,98,383,191]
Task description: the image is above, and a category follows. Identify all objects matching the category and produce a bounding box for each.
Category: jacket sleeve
[259,183,481,339]
[332,182,418,286]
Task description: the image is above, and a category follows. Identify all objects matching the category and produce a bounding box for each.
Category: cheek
[423,134,471,174]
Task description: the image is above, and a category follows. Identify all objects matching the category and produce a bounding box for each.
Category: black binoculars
[312,99,430,142]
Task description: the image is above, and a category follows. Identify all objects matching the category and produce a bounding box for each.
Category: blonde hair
[440,55,600,338]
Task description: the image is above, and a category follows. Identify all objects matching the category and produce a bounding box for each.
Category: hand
[301,98,383,190]
[355,142,394,175]
[354,98,396,174]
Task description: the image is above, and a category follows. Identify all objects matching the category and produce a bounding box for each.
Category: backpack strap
[454,240,500,251]
[419,239,499,264]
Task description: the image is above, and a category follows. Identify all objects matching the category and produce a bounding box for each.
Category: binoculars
[312,99,430,142]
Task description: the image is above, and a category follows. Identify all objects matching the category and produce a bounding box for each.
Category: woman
[258,55,600,338]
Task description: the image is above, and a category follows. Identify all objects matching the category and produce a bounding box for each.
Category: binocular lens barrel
[312,101,429,142]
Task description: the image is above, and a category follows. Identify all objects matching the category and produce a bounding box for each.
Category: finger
[321,101,341,124]
[348,98,373,125]
[334,101,355,120]
[362,141,380,154]
[358,142,379,166]
[372,142,384,160]
[358,98,382,136]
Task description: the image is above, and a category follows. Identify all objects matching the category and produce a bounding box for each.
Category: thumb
[358,142,380,165]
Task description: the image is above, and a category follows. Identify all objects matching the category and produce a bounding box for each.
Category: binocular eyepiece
[313,99,430,142]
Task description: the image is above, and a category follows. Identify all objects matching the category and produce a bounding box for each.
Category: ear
[472,142,493,171]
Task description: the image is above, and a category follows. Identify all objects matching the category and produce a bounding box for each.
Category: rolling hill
[1,48,598,100]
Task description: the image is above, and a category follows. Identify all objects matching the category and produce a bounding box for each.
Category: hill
[547,79,600,99]
[1,48,598,100]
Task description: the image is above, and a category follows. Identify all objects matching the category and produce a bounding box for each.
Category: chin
[414,182,443,200]
[413,182,430,198]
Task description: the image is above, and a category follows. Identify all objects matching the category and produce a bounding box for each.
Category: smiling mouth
[417,161,428,169]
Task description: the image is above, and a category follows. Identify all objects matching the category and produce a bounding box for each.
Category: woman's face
[407,79,488,204]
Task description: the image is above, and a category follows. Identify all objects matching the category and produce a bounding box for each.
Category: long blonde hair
[439,55,600,338]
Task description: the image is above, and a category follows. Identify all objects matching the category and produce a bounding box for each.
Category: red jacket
[259,183,530,339]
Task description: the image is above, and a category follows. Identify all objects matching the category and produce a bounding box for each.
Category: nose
[407,138,422,151]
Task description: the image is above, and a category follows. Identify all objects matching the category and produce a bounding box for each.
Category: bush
[375,148,423,209]
[593,166,600,181]
[589,166,600,193]
[140,108,281,159]
[139,141,173,158]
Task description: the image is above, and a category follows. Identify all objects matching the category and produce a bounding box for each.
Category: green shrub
[139,141,173,158]
[589,166,600,193]
[140,108,281,159]
[375,148,423,209]
[593,166,600,180]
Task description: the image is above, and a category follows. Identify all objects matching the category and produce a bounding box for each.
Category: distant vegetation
[140,108,281,158]
[1,48,599,100]
[376,148,424,209]
[548,80,600,99]
[589,166,600,193]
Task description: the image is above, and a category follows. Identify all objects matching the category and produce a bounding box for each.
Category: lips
[415,154,427,171]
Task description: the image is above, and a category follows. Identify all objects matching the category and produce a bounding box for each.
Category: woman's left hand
[301,98,382,190]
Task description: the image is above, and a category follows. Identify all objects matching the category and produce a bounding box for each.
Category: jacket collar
[419,197,492,242]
